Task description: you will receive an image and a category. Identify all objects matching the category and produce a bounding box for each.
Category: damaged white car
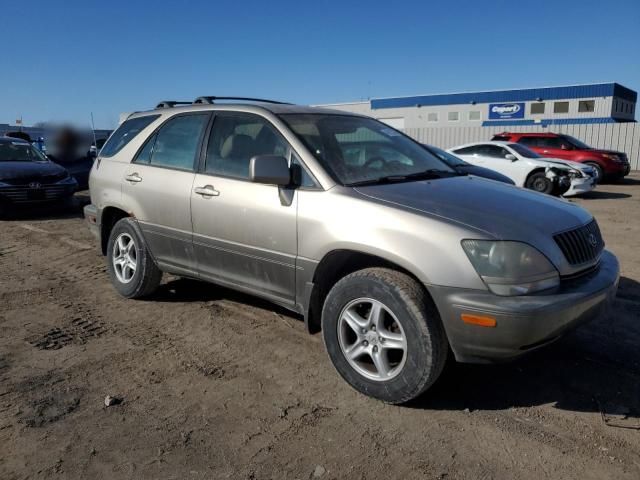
[448,141,596,197]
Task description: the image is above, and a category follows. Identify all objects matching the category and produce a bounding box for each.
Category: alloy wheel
[337,298,408,381]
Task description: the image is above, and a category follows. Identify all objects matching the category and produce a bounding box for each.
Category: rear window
[100,115,160,157]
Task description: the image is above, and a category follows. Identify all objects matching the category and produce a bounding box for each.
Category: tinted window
[491,135,511,141]
[578,100,595,113]
[508,143,541,158]
[518,136,539,147]
[478,145,508,158]
[149,114,208,170]
[205,113,288,179]
[554,101,570,114]
[100,115,159,157]
[134,133,157,164]
[452,146,480,155]
[530,102,545,114]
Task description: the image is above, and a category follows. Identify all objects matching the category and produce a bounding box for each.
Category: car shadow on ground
[579,191,631,200]
[151,277,302,320]
[0,192,90,221]
[407,276,640,425]
[149,272,640,424]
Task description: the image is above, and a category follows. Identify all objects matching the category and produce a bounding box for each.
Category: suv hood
[354,175,592,240]
[0,161,68,181]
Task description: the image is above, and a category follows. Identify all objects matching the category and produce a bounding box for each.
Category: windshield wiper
[346,169,459,187]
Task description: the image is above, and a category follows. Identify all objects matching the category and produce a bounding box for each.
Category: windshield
[562,135,591,149]
[279,114,454,185]
[425,145,467,166]
[508,143,541,158]
[0,141,49,162]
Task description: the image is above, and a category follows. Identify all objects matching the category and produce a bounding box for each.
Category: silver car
[84,97,619,404]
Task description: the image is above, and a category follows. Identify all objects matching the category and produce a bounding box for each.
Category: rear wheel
[321,268,448,404]
[106,217,162,298]
[525,172,553,194]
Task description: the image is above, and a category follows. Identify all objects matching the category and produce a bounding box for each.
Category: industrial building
[320,82,637,129]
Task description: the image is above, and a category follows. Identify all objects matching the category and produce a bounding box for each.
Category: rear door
[529,136,573,160]
[190,111,298,305]
[122,113,210,274]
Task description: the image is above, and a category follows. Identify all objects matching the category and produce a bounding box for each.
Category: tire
[106,217,162,298]
[585,162,603,184]
[525,172,553,194]
[321,268,448,404]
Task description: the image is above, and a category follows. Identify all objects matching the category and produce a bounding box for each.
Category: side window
[205,113,288,179]
[518,137,538,147]
[134,133,157,164]
[479,145,506,158]
[149,114,209,171]
[290,152,317,188]
[100,115,159,157]
[538,137,563,149]
[452,146,478,155]
[553,101,569,114]
[530,102,545,114]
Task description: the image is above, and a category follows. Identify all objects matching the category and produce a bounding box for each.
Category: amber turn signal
[461,313,497,328]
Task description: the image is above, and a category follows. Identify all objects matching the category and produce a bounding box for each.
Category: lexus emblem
[587,233,598,248]
[29,182,41,189]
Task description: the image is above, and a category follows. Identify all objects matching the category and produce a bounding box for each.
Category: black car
[422,144,515,185]
[0,137,78,213]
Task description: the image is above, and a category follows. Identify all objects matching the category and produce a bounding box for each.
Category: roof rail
[155,101,192,109]
[192,96,291,105]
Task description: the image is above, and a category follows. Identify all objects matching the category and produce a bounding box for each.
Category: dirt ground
[1,176,640,480]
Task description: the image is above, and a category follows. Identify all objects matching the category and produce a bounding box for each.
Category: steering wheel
[363,156,386,168]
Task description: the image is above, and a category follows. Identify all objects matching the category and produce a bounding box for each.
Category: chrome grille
[554,220,604,266]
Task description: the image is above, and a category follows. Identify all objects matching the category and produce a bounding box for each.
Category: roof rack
[155,101,192,109]
[192,96,291,105]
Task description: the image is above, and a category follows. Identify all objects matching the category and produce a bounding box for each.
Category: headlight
[461,240,559,296]
[567,170,583,179]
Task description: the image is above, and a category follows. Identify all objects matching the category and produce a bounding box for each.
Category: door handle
[125,173,142,183]
[194,185,220,197]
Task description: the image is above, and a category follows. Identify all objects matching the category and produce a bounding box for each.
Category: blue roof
[371,83,637,110]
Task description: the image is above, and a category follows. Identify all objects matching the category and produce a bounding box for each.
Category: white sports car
[448,141,596,197]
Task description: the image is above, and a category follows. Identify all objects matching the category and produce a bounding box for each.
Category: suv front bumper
[429,250,619,363]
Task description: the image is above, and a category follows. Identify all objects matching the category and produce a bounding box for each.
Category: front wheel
[585,162,603,184]
[106,217,162,298]
[321,268,448,404]
[525,172,554,194]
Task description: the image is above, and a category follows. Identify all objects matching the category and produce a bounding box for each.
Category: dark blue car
[0,137,77,214]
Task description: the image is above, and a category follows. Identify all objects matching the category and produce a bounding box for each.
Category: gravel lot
[1,177,639,480]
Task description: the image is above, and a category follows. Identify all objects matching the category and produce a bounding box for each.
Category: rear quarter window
[491,135,511,141]
[100,115,160,157]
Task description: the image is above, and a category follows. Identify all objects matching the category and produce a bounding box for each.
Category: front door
[191,112,297,305]
[122,113,210,274]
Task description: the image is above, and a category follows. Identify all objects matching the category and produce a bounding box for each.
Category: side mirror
[249,155,290,186]
[505,154,517,161]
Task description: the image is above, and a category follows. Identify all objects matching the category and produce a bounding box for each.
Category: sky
[1,0,639,129]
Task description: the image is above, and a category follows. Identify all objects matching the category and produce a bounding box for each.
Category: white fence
[404,122,640,170]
